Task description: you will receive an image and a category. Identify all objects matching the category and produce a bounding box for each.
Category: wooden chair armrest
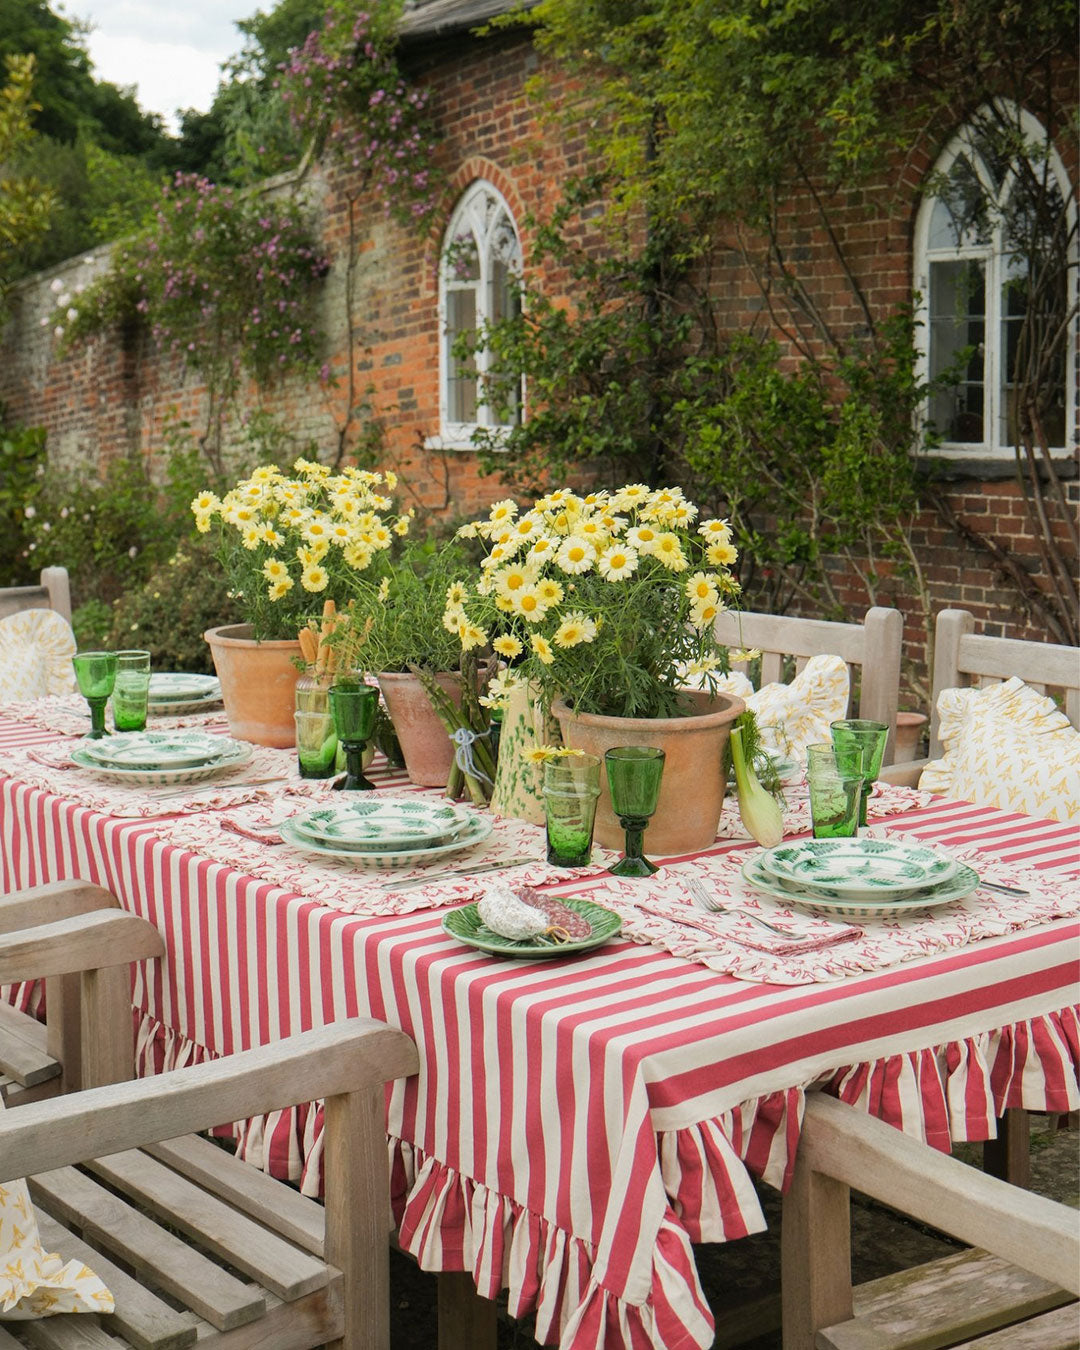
[877,759,928,788]
[0,881,120,935]
[800,1094,1080,1296]
[0,910,164,983]
[0,1019,419,1183]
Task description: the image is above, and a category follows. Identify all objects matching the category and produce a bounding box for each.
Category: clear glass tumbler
[112,649,152,732]
[543,754,601,867]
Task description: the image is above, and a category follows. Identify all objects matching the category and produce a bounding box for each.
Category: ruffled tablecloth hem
[132,1001,1080,1350]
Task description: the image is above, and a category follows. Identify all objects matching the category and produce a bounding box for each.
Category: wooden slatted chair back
[0,565,72,623]
[0,907,419,1350]
[929,608,1080,758]
[782,1093,1080,1350]
[712,606,903,762]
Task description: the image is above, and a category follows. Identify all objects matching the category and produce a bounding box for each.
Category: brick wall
[0,26,1076,690]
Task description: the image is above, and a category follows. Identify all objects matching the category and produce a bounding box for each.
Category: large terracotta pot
[553,690,745,856]
[378,671,463,788]
[204,623,302,748]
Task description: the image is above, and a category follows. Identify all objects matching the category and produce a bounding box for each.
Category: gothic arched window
[438,180,522,446]
[913,104,1075,456]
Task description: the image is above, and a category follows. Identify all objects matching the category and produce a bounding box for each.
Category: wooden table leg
[982,1108,1031,1188]
[437,1271,497,1350]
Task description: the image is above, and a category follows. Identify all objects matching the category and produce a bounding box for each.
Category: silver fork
[681,873,812,941]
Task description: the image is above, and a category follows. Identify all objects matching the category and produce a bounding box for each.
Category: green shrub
[0,408,46,585]
[106,540,241,673]
[71,598,113,649]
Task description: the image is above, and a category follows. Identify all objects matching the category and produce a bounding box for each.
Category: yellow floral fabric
[920,677,1080,823]
[711,654,851,759]
[0,1096,113,1319]
[0,610,78,702]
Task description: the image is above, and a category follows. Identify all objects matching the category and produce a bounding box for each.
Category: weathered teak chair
[782,1093,1080,1350]
[0,881,156,1104]
[0,899,419,1350]
[880,607,1080,787]
[0,565,72,623]
[712,606,903,762]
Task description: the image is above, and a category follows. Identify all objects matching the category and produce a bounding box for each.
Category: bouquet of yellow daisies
[444,484,739,719]
[192,459,411,640]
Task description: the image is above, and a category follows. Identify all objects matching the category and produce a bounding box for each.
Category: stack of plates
[280,796,494,869]
[741,836,980,919]
[147,673,223,716]
[70,730,251,786]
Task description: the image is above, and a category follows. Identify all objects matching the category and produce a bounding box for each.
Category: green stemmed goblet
[830,719,889,828]
[604,745,665,878]
[72,651,118,739]
[328,679,379,791]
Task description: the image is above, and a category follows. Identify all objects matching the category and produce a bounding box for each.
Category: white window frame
[429,180,523,452]
[913,102,1077,458]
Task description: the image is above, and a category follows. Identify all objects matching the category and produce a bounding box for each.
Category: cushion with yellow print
[0,1094,114,1320]
[710,654,851,760]
[0,609,78,702]
[919,677,1080,823]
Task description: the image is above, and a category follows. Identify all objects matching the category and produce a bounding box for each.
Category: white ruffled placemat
[562,838,1079,984]
[3,693,230,736]
[0,738,330,818]
[157,798,620,913]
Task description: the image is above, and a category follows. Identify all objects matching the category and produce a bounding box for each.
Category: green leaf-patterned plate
[442,897,622,958]
[291,796,471,851]
[278,810,493,869]
[147,674,222,703]
[70,736,251,785]
[740,854,980,920]
[759,837,959,901]
[79,730,234,770]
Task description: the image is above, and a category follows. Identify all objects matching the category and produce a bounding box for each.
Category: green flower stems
[411,655,497,806]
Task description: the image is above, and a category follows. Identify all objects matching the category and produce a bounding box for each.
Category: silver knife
[380,855,536,891]
[146,776,288,800]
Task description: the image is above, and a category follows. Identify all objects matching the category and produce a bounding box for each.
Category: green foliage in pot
[335,537,472,674]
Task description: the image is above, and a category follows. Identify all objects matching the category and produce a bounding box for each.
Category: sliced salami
[516,887,593,940]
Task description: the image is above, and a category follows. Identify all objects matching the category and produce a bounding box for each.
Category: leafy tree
[0,54,55,304]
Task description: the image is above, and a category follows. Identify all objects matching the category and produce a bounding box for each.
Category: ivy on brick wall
[57,174,329,413]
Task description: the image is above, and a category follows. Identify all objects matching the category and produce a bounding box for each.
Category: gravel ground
[388,1114,1079,1349]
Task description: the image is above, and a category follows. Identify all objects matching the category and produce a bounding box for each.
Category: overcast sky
[63,0,258,131]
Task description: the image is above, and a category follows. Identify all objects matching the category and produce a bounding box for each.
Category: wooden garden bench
[712,606,903,762]
[0,902,419,1350]
[782,1093,1080,1350]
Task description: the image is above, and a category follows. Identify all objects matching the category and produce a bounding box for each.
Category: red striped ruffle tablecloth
[1,713,1077,1350]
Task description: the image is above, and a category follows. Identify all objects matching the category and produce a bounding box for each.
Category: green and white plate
[292,796,470,852]
[740,854,980,920]
[759,837,960,902]
[147,673,223,715]
[71,734,251,786]
[442,897,622,958]
[279,810,494,869]
[79,730,235,771]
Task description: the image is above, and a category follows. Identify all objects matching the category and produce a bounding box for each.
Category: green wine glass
[604,745,665,878]
[830,719,889,827]
[328,679,379,790]
[72,651,118,739]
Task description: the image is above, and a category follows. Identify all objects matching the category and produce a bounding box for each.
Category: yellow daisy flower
[699,518,733,540]
[685,571,720,604]
[555,538,593,575]
[443,604,465,633]
[268,578,294,600]
[190,491,219,514]
[512,585,548,622]
[531,634,555,665]
[194,512,212,534]
[458,620,488,651]
[262,557,289,581]
[706,541,738,566]
[493,634,524,658]
[597,543,638,581]
[536,577,565,605]
[690,598,721,628]
[654,533,689,571]
[554,611,598,648]
[301,565,329,592]
[446,581,467,606]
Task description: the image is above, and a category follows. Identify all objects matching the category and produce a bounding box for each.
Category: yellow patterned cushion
[0,610,78,702]
[0,1095,113,1319]
[919,677,1080,822]
[712,654,851,759]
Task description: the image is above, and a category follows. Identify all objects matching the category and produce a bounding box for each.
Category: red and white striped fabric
[1,713,1077,1350]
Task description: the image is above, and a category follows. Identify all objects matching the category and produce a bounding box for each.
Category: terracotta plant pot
[893,710,929,764]
[552,690,745,856]
[204,623,302,748]
[378,670,464,788]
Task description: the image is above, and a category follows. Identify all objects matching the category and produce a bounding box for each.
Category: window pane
[927,157,991,250]
[446,288,477,424]
[1000,260,1068,450]
[484,257,522,427]
[928,259,986,444]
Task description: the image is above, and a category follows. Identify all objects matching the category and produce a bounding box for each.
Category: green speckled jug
[490,680,561,825]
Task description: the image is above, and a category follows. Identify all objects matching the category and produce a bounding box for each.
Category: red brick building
[1,0,1076,683]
